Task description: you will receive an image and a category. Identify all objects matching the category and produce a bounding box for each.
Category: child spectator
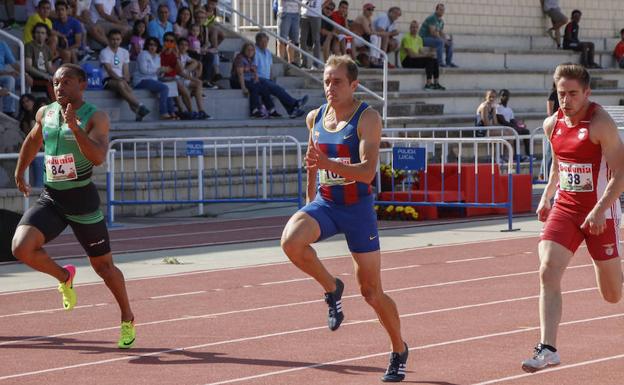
[563,10,600,68]
[400,20,444,90]
[100,29,151,121]
[205,0,225,49]
[53,1,83,64]
[177,37,209,119]
[129,19,147,61]
[187,23,202,54]
[331,0,348,28]
[133,37,176,120]
[174,6,192,38]
[613,28,624,69]
[475,89,499,136]
[496,89,532,161]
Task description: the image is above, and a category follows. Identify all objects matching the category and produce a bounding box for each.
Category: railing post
[233,0,240,32]
[262,146,267,199]
[198,154,204,215]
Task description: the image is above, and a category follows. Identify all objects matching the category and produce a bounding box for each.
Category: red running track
[1,235,624,384]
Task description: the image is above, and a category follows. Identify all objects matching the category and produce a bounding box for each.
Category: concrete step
[453,34,620,52]
[591,78,619,89]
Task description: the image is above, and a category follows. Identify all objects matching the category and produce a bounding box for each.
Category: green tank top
[42,101,98,191]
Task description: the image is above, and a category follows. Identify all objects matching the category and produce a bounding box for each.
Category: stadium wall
[344,0,624,39]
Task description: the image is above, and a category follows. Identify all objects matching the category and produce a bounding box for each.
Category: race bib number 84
[559,162,593,192]
[319,157,354,186]
[45,154,78,182]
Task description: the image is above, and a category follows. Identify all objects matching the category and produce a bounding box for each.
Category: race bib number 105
[45,154,78,182]
[559,162,593,192]
[319,157,353,186]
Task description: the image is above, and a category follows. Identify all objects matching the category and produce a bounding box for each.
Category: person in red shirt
[613,28,624,68]
[330,0,348,27]
[521,63,624,373]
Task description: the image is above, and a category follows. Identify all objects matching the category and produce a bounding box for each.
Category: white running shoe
[521,343,560,373]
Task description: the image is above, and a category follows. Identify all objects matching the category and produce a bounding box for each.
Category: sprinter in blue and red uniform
[281,55,408,383]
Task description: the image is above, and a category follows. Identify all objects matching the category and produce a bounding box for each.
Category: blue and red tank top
[312,101,373,205]
[551,102,621,219]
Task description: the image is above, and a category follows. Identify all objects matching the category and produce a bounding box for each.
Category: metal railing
[106,135,303,225]
[222,0,389,128]
[376,137,518,231]
[0,29,25,100]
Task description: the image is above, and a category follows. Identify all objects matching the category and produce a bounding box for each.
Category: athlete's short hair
[553,63,590,89]
[325,55,358,83]
[56,63,87,82]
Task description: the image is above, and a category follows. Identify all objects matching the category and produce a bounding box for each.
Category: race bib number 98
[319,157,353,186]
[45,154,78,182]
[559,162,593,192]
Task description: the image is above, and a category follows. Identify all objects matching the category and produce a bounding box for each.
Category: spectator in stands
[187,23,202,54]
[194,8,223,87]
[25,23,56,100]
[53,1,83,64]
[371,6,401,63]
[1,0,17,29]
[18,93,47,135]
[121,0,151,25]
[177,37,210,119]
[300,0,322,69]
[166,0,188,25]
[547,82,559,116]
[277,0,300,66]
[349,3,376,64]
[231,42,274,118]
[419,3,457,68]
[187,0,202,23]
[254,32,308,119]
[321,2,345,60]
[24,0,58,59]
[148,4,174,44]
[541,0,567,48]
[100,29,151,121]
[90,0,131,39]
[400,20,444,90]
[174,6,192,38]
[160,31,195,119]
[0,40,22,118]
[613,28,624,69]
[26,0,56,16]
[73,0,109,47]
[496,89,532,160]
[129,19,147,60]
[475,89,499,135]
[133,36,176,120]
[205,0,225,49]
[563,10,600,68]
[331,0,349,28]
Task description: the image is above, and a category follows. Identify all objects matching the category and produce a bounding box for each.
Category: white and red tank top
[550,102,621,219]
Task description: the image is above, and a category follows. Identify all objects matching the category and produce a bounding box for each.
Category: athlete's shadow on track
[130,350,383,375]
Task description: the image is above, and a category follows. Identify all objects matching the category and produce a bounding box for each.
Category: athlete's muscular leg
[12,225,69,282]
[281,212,336,292]
[538,240,574,347]
[592,257,623,303]
[89,253,134,322]
[352,250,404,353]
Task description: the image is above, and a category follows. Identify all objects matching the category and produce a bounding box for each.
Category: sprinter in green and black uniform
[12,63,136,349]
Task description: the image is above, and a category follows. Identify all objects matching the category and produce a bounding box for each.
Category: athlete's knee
[11,238,33,262]
[90,257,116,279]
[359,284,383,307]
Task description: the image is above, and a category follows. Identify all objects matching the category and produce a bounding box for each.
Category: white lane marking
[201,312,624,385]
[149,291,206,300]
[0,234,541,296]
[45,225,287,247]
[446,256,495,264]
[259,278,314,286]
[2,294,620,382]
[472,353,624,385]
[381,264,421,271]
[0,303,108,319]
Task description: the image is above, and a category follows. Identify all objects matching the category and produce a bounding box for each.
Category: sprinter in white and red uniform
[522,63,624,373]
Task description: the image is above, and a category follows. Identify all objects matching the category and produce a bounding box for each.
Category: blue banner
[392,147,426,171]
[186,141,204,156]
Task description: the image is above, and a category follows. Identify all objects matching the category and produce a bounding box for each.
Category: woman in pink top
[129,19,147,60]
[174,6,192,38]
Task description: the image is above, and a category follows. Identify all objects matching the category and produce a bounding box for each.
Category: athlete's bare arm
[582,108,624,233]
[306,108,381,184]
[537,114,560,222]
[14,105,46,196]
[64,105,110,166]
[305,108,319,203]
